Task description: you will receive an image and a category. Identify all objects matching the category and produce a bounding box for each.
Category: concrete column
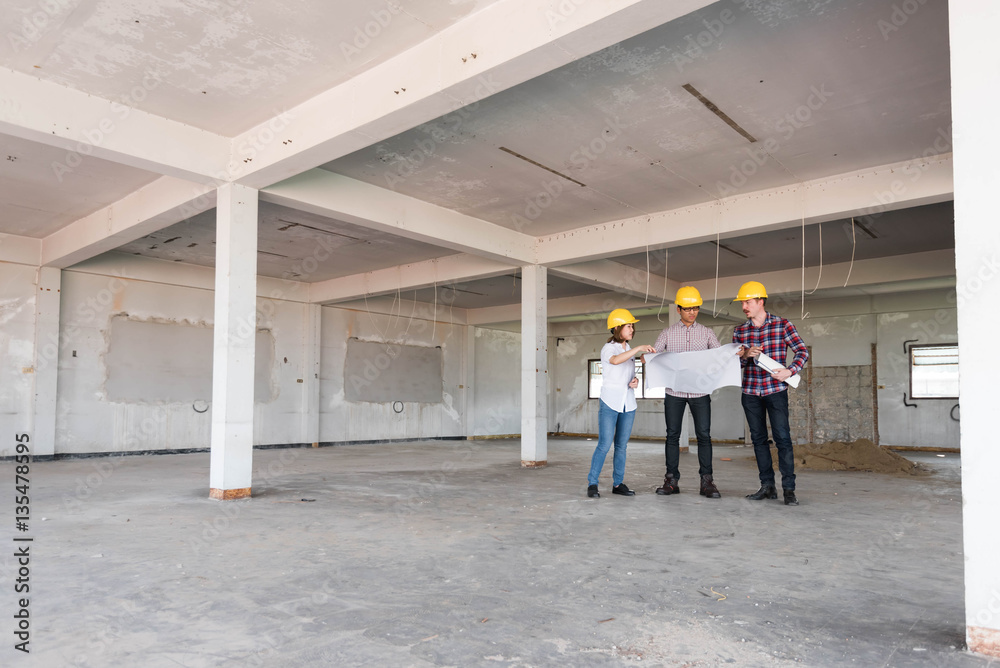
[301,304,321,447]
[667,305,691,453]
[31,267,60,458]
[520,264,547,467]
[952,0,1000,657]
[464,326,477,438]
[209,183,258,500]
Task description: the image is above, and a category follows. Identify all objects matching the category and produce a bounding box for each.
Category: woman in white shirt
[587,308,655,498]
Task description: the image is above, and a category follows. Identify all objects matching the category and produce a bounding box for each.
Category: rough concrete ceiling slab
[0,0,957,317]
[116,201,459,282]
[0,134,159,237]
[1,0,502,135]
[325,0,951,236]
[615,201,956,282]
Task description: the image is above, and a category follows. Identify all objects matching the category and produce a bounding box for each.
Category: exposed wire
[844,217,857,287]
[401,289,418,337]
[712,231,720,317]
[804,222,823,295]
[644,243,650,303]
[800,212,810,319]
[657,248,669,322]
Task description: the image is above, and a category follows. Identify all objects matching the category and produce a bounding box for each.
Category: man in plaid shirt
[732,281,809,506]
[650,286,723,499]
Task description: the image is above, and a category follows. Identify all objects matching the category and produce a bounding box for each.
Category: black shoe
[612,483,635,496]
[587,484,600,498]
[746,484,777,500]
[783,490,799,506]
[655,475,679,495]
[699,475,721,499]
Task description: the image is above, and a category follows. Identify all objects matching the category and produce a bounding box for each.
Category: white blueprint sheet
[644,343,743,394]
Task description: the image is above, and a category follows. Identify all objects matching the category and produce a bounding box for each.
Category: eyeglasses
[680,306,700,312]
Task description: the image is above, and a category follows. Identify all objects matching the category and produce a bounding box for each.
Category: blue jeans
[664,394,713,478]
[741,390,796,491]
[588,401,636,487]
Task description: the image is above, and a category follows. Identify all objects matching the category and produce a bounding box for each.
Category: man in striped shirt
[650,286,722,498]
[732,281,809,506]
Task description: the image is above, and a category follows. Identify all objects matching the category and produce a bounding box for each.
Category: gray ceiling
[0,0,955,317]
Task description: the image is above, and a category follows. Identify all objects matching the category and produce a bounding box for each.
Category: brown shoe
[655,474,679,495]
[699,475,721,499]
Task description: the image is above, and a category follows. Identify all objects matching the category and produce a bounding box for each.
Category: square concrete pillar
[951,0,1000,656]
[520,264,547,467]
[209,184,259,500]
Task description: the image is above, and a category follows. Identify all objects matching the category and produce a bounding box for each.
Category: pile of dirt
[765,439,931,476]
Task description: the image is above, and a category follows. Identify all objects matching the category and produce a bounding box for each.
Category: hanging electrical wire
[844,217,857,287]
[712,230,721,317]
[805,222,823,295]
[799,213,810,320]
[644,243,650,303]
[657,248,669,322]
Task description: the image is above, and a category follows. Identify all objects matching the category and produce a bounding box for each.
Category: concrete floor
[12,438,999,667]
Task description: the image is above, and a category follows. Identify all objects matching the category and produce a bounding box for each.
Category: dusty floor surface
[4,438,997,667]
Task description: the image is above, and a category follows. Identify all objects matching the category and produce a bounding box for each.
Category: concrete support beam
[469,291,661,327]
[551,259,679,303]
[520,264,548,466]
[537,156,953,266]
[309,253,515,304]
[31,267,60,458]
[263,170,535,264]
[209,184,259,500]
[685,249,957,314]
[301,304,322,447]
[233,0,715,189]
[0,69,228,182]
[0,234,41,266]
[951,0,1000,657]
[42,177,217,269]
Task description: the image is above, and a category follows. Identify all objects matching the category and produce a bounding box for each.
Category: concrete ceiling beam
[262,169,536,264]
[537,155,954,265]
[0,70,230,183]
[686,249,956,306]
[41,177,217,268]
[309,253,515,304]
[231,0,715,189]
[0,234,41,265]
[550,259,680,304]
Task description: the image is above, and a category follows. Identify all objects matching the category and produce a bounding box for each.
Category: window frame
[908,342,959,400]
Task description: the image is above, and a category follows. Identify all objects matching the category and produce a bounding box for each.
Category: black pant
[741,391,796,491]
[664,394,713,479]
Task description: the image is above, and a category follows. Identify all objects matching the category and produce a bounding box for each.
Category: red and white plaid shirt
[652,320,721,398]
[732,312,809,396]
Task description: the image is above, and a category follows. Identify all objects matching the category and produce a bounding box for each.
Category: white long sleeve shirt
[599,341,637,412]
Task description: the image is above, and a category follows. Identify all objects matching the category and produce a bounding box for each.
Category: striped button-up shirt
[652,320,721,398]
[732,313,809,396]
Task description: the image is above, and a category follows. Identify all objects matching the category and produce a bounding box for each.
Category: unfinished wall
[0,262,38,456]
[468,327,520,436]
[318,306,465,443]
[875,306,959,448]
[53,267,307,454]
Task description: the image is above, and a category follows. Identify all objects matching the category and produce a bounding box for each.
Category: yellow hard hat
[675,286,703,307]
[607,308,639,330]
[733,280,768,301]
